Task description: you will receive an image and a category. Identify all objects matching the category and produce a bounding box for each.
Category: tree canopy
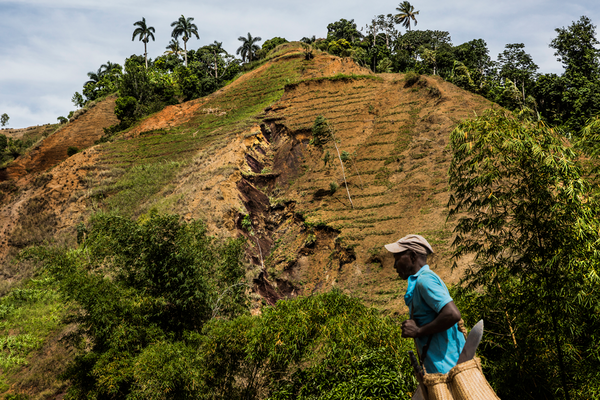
[394,1,420,31]
[132,17,156,69]
[236,32,262,63]
[170,15,200,67]
[448,109,600,399]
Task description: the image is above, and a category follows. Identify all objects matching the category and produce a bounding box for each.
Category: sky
[0,0,599,129]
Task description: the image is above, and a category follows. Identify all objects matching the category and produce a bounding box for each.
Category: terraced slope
[253,72,493,311]
[2,96,119,182]
[0,44,493,313]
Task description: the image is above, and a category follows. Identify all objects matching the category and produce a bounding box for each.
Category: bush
[0,134,7,152]
[31,213,247,399]
[403,71,420,87]
[311,115,332,146]
[27,214,417,400]
[113,96,138,124]
[66,146,78,157]
[247,290,416,399]
[329,181,339,194]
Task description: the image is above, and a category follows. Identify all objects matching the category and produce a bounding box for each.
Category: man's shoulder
[416,267,444,286]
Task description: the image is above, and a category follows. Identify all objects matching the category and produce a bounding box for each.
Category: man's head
[384,235,433,280]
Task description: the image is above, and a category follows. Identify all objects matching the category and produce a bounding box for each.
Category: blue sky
[1,0,598,128]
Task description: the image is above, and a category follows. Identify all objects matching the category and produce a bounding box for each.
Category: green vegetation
[0,113,8,127]
[0,125,60,168]
[0,276,65,396]
[26,213,247,399]
[395,1,420,31]
[448,109,600,399]
[132,17,156,69]
[13,213,416,399]
[237,32,262,63]
[170,15,200,67]
[66,146,78,157]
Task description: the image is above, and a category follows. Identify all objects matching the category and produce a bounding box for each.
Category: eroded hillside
[0,44,493,313]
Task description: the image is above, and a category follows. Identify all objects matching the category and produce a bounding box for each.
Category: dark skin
[393,250,462,339]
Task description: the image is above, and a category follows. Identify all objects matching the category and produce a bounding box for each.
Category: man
[385,234,465,374]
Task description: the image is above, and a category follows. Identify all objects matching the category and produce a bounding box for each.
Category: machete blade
[456,319,484,365]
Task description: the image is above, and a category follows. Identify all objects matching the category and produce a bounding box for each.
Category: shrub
[0,133,7,152]
[311,115,332,146]
[31,213,247,399]
[66,146,78,157]
[403,71,420,87]
[246,290,416,399]
[113,96,138,124]
[329,181,338,194]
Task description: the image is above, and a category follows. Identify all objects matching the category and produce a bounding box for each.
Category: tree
[33,213,247,399]
[326,19,363,44]
[453,39,495,90]
[171,15,200,67]
[207,40,226,78]
[363,15,398,70]
[236,32,262,63]
[551,15,600,80]
[300,35,316,44]
[533,73,565,126]
[365,14,398,50]
[497,43,538,101]
[258,37,288,59]
[0,113,8,127]
[548,16,600,133]
[132,17,156,69]
[394,1,420,31]
[448,109,600,399]
[327,39,353,58]
[164,38,183,58]
[82,61,122,102]
[84,67,102,87]
[71,91,85,108]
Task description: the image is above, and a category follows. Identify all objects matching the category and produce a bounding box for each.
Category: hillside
[0,44,493,310]
[0,42,500,399]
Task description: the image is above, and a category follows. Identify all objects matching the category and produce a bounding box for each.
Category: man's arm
[401,301,461,338]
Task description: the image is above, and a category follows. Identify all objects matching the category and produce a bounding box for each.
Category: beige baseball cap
[384,234,434,255]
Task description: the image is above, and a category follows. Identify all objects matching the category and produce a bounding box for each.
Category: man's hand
[402,301,462,339]
[402,319,420,338]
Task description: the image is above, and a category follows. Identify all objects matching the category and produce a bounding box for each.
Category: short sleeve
[415,271,452,314]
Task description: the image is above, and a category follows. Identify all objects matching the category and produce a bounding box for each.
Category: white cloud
[1,0,598,127]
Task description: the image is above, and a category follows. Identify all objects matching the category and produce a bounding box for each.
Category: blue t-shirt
[404,265,465,374]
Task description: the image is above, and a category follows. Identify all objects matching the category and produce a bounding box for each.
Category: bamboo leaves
[448,109,600,399]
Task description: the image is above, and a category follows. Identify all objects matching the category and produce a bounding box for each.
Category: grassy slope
[0,43,495,398]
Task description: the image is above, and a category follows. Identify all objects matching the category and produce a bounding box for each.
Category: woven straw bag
[411,358,499,400]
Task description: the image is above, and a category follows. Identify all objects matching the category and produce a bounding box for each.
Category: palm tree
[132,17,156,69]
[164,39,183,58]
[170,15,200,67]
[84,67,103,87]
[236,32,262,63]
[99,61,122,76]
[207,41,226,78]
[394,1,420,31]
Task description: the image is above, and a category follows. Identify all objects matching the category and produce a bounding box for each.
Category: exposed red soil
[2,96,119,184]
